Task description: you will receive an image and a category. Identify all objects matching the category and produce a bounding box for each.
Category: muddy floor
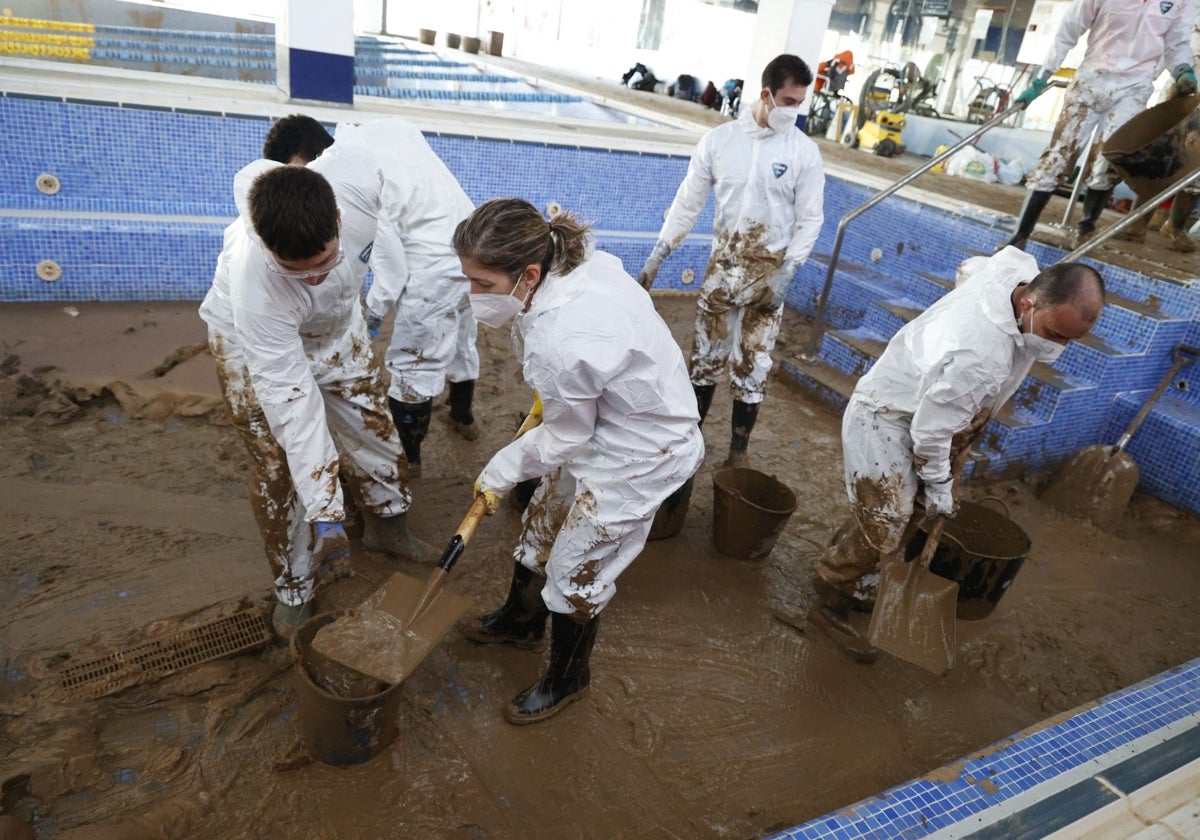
[2,296,1199,839]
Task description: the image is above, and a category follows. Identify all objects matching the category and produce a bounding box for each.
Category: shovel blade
[311,572,472,686]
[1043,445,1140,524]
[868,555,958,675]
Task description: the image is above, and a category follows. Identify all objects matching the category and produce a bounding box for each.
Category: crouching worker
[811,248,1105,657]
[199,153,433,641]
[454,199,705,724]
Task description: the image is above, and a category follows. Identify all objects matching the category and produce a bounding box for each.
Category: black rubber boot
[445,380,479,440]
[693,383,716,426]
[505,611,599,725]
[460,562,549,650]
[1000,190,1053,251]
[388,397,432,473]
[1073,188,1112,245]
[725,400,759,467]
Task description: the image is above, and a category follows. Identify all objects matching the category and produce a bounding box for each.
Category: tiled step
[778,356,857,414]
[1102,391,1200,513]
[818,328,887,377]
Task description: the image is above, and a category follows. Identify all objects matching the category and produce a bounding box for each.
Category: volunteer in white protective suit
[810,249,1105,656]
[1002,0,1197,251]
[261,115,481,473]
[199,149,433,640]
[638,53,825,468]
[454,198,705,724]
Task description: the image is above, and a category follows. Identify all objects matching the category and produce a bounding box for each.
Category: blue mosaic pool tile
[772,657,1200,839]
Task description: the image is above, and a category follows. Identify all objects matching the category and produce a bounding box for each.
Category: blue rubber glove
[1015,77,1047,107]
[1174,64,1197,97]
[366,312,382,339]
[312,520,351,574]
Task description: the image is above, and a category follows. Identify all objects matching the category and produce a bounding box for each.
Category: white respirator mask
[1023,306,1066,363]
[767,92,801,132]
[470,283,528,329]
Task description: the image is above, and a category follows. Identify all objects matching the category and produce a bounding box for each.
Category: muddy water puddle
[2,298,1200,838]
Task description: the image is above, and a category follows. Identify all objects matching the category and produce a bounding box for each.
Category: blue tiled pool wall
[1,94,1198,511]
[769,656,1200,840]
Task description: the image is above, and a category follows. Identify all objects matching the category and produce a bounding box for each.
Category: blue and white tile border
[770,656,1200,839]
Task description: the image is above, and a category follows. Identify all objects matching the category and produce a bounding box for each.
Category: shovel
[311,408,544,686]
[867,438,977,675]
[1043,344,1198,525]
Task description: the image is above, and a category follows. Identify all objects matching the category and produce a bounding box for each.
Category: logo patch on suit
[772,163,788,178]
[1160,1,1173,13]
[359,242,374,264]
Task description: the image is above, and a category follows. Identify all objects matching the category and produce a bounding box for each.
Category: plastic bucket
[445,32,462,49]
[462,36,481,54]
[711,468,797,560]
[1103,94,1200,198]
[648,476,693,541]
[292,612,402,766]
[904,498,1031,621]
[417,28,436,45]
[487,31,505,56]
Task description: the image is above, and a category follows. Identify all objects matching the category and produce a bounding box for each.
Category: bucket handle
[976,495,1012,519]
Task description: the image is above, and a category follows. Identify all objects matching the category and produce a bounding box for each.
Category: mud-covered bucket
[904,498,1031,621]
[1103,94,1200,197]
[292,611,402,766]
[648,476,694,540]
[711,468,797,560]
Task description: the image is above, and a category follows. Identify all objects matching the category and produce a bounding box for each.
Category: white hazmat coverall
[199,146,411,606]
[476,251,706,619]
[1026,0,1195,193]
[816,248,1044,597]
[656,106,825,401]
[336,119,480,403]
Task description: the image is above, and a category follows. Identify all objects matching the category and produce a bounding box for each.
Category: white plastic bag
[945,147,999,183]
[996,157,1025,186]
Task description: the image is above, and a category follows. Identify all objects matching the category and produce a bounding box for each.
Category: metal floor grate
[59,609,272,700]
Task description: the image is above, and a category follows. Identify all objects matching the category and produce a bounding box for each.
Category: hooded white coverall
[335,119,479,403]
[656,106,825,402]
[1026,0,1195,193]
[815,248,1045,597]
[476,250,706,619]
[199,145,411,606]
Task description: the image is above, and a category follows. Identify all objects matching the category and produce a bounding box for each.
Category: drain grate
[59,609,272,700]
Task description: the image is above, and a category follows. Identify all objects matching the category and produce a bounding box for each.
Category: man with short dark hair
[638,53,825,467]
[263,114,481,473]
[199,146,433,640]
[811,248,1105,655]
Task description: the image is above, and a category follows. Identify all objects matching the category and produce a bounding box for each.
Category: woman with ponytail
[452,198,705,724]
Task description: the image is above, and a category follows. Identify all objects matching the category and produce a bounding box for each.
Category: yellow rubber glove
[473,480,502,515]
[529,391,543,423]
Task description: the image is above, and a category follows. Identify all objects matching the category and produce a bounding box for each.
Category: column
[276,0,355,104]
[744,0,836,127]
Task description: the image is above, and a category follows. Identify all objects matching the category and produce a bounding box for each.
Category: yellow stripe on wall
[0,15,96,33]
[0,41,91,59]
[0,29,95,47]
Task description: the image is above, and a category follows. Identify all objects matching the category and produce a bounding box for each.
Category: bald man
[811,247,1105,653]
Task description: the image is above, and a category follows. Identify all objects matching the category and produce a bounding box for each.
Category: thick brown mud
[2,298,1199,838]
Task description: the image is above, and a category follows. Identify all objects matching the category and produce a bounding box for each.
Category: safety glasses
[264,243,345,280]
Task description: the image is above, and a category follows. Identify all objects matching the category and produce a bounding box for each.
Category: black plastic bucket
[904,498,1031,621]
[292,612,402,766]
[711,468,797,560]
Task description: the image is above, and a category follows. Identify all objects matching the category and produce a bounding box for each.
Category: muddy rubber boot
[693,383,716,427]
[1070,188,1112,248]
[1165,193,1197,253]
[388,397,432,475]
[809,578,878,664]
[272,600,312,643]
[505,611,599,725]
[724,400,759,468]
[361,510,437,563]
[460,562,549,649]
[999,190,1053,251]
[444,379,480,441]
[1115,199,1152,242]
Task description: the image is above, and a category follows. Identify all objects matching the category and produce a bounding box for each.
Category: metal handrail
[1063,165,1200,261]
[800,79,1068,361]
[1058,124,1098,228]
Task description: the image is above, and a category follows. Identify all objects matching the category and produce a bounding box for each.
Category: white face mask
[767,92,801,132]
[470,282,528,329]
[1024,306,1065,363]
